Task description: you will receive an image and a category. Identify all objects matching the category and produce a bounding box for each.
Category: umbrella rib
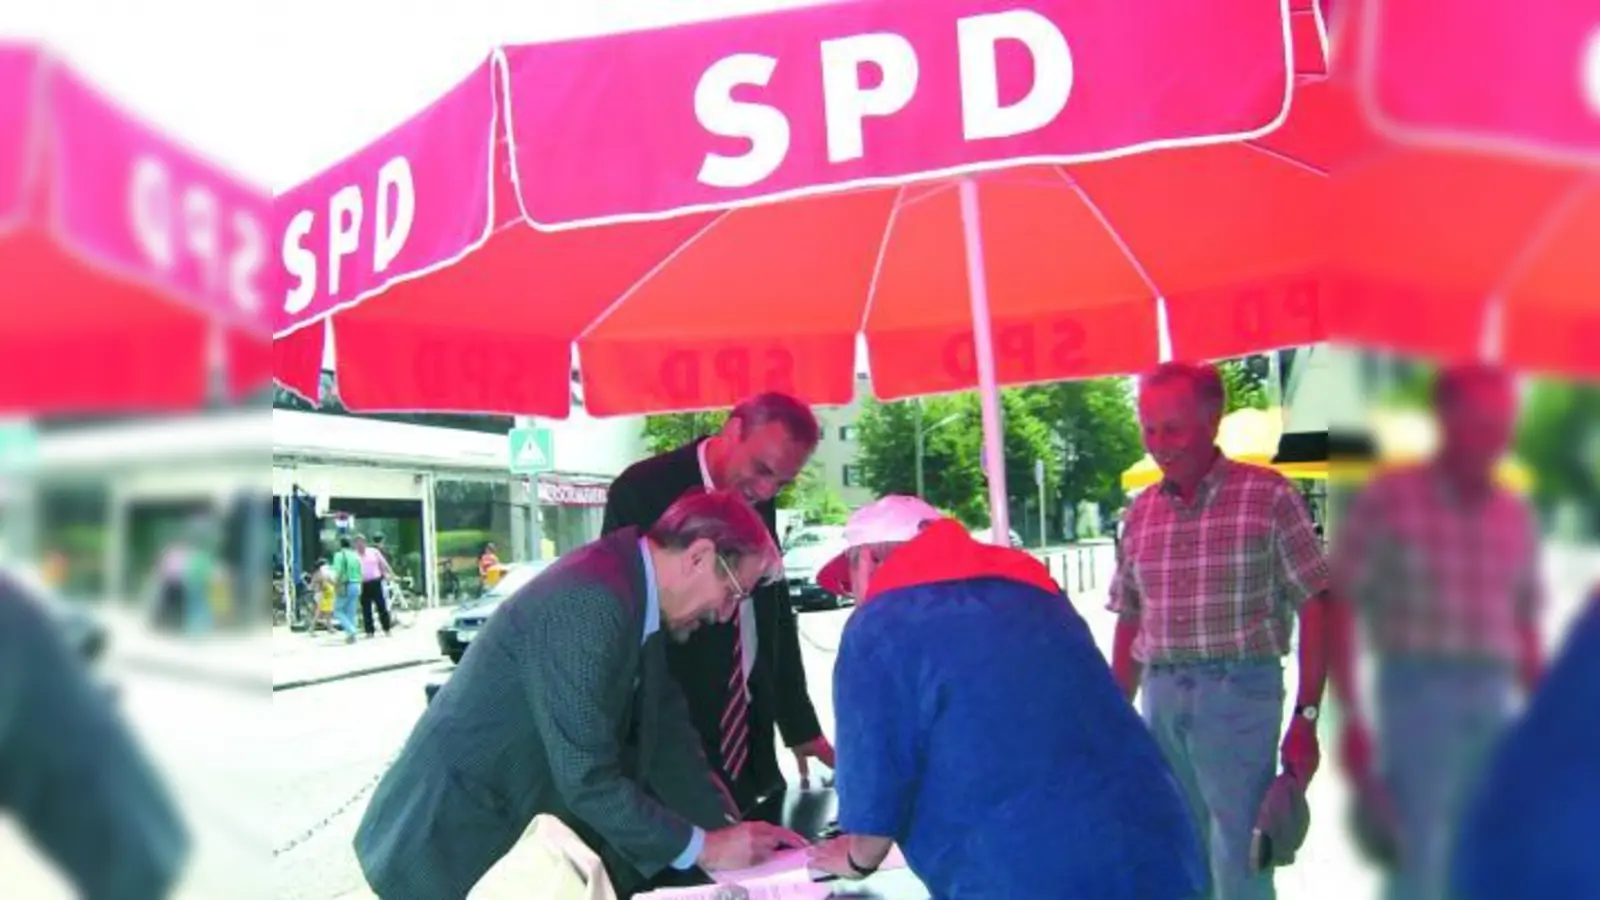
[1052,165,1175,361]
[858,184,908,335]
[1480,171,1600,361]
[576,209,735,341]
[1240,139,1329,177]
[1050,166,1166,299]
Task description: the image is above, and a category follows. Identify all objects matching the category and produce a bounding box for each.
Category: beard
[667,625,696,644]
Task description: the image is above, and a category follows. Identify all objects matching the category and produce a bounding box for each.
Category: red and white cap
[816,495,945,597]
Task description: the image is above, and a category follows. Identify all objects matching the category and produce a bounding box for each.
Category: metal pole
[1037,459,1046,548]
[914,400,925,498]
[957,178,1010,542]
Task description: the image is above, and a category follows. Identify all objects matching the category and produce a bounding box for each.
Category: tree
[854,390,1061,536]
[1516,379,1600,536]
[1217,354,1272,412]
[855,394,984,523]
[791,459,851,525]
[1032,378,1144,527]
[641,412,727,456]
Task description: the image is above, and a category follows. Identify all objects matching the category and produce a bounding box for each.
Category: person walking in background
[808,497,1206,899]
[353,489,804,899]
[354,533,394,638]
[1109,361,1331,900]
[331,537,363,644]
[479,541,502,590]
[1327,363,1545,900]
[602,393,833,816]
[307,557,337,632]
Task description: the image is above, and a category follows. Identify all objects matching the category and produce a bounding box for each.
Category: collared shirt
[359,547,387,582]
[1108,454,1329,664]
[697,440,757,685]
[1332,464,1542,667]
[639,537,705,870]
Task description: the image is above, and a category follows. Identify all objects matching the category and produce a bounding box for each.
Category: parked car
[782,526,850,612]
[436,559,554,665]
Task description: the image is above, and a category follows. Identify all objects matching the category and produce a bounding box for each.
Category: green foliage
[1516,379,1600,535]
[857,394,984,524]
[641,412,728,456]
[435,529,497,560]
[1217,354,1272,413]
[791,459,852,525]
[1033,378,1144,516]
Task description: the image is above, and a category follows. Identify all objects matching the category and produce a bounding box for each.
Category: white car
[781,526,850,611]
[436,560,553,664]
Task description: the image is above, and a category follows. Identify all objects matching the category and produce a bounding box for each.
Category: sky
[0,0,835,192]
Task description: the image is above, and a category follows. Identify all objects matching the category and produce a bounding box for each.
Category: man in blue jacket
[807,496,1206,899]
[1451,586,1600,898]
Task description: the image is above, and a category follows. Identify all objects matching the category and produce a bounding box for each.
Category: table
[643,788,930,899]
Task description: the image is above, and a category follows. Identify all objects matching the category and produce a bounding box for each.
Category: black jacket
[602,438,823,812]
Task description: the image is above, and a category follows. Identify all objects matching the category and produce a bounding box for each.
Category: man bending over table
[807,496,1206,899]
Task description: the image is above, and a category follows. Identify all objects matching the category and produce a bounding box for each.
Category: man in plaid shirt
[1109,361,1330,900]
[1328,364,1544,900]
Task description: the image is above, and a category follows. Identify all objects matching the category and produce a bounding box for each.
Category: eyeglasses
[716,555,751,604]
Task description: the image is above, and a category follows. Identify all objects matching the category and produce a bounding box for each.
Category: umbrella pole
[957,178,1011,544]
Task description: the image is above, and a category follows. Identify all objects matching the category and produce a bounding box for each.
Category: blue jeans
[1143,659,1284,900]
[1377,656,1513,900]
[334,583,361,637]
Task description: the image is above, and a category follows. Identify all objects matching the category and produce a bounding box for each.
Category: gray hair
[648,488,780,580]
[728,392,821,451]
[1140,361,1226,417]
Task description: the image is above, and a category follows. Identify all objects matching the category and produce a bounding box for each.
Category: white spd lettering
[281,155,416,316]
[129,156,268,317]
[1583,25,1600,115]
[694,10,1074,189]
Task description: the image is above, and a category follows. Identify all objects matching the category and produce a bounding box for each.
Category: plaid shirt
[1109,455,1329,664]
[1332,464,1543,667]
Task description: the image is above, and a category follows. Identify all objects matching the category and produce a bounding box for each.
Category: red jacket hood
[864,519,1061,601]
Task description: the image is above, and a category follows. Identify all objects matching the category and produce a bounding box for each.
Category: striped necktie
[720,613,750,782]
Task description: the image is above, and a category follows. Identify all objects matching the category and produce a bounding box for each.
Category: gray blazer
[354,528,731,899]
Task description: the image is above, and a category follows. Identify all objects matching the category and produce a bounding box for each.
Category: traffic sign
[508,426,555,474]
[0,421,37,473]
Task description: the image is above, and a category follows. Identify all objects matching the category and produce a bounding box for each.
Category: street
[0,548,1590,899]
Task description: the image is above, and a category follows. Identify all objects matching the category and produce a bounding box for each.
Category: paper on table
[709,845,909,886]
[635,881,831,899]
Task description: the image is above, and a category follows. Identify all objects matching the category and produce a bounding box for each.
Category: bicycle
[383,576,421,628]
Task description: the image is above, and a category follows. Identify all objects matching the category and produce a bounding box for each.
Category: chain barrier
[272,753,398,858]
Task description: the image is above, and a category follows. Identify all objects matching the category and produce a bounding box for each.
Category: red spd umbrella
[1328,2,1600,377]
[275,0,1319,416]
[0,42,274,413]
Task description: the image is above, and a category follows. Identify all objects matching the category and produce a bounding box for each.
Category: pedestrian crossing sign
[508,427,554,474]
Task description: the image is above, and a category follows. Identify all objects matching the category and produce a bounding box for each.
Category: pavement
[270,607,459,691]
[95,604,461,694]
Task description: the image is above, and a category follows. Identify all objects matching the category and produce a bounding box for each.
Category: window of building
[838,425,858,442]
[842,464,863,487]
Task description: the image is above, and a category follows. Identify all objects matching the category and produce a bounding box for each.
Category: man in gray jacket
[354,488,805,898]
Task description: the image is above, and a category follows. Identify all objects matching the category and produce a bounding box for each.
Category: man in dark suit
[354,489,806,899]
[0,572,189,900]
[603,393,834,816]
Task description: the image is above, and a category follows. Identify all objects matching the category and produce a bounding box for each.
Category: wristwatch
[847,851,879,878]
[1295,704,1320,722]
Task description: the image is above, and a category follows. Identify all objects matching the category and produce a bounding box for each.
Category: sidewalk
[99,605,461,693]
[273,606,458,691]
